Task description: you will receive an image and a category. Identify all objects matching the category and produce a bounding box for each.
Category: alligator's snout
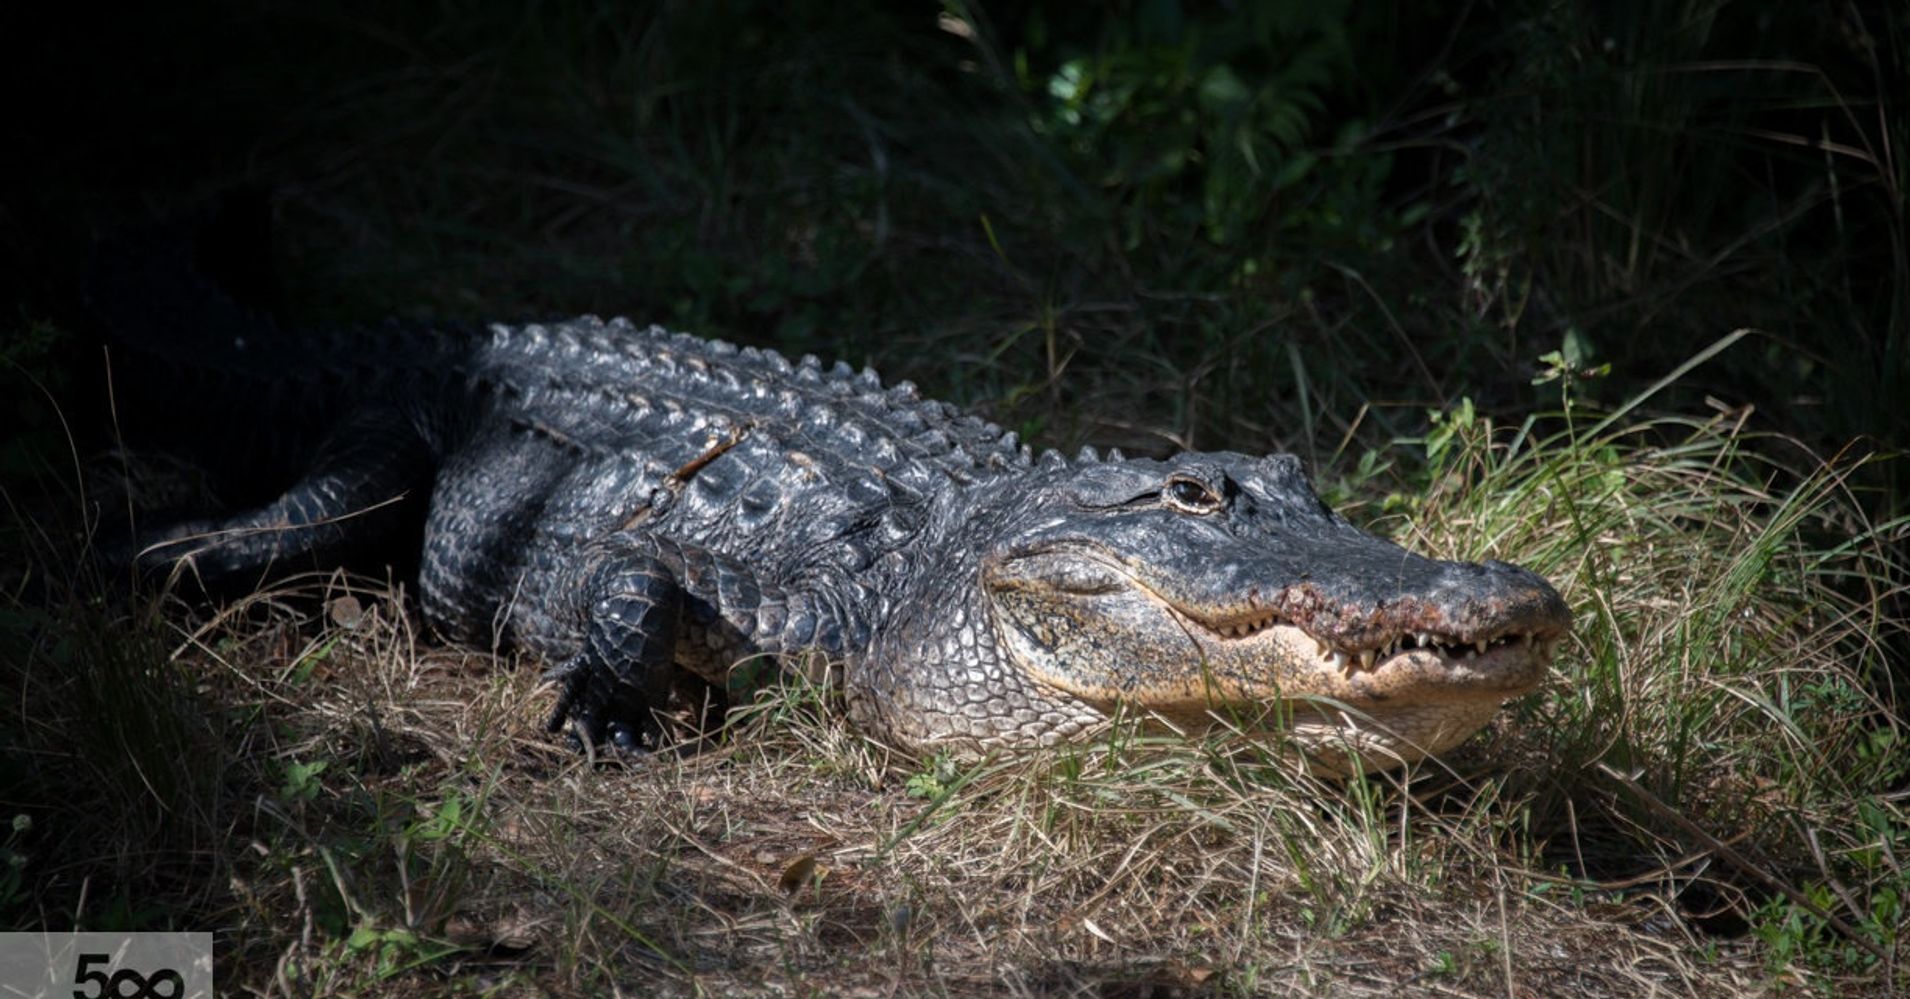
[1265,556,1573,666]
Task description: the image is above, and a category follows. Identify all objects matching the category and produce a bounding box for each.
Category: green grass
[5,0,1909,993]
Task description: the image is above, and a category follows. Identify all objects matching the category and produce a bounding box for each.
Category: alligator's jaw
[1178,621,1559,773]
[1002,615,1559,772]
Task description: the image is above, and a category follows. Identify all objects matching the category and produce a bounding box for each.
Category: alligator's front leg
[543,535,687,752]
[541,533,860,754]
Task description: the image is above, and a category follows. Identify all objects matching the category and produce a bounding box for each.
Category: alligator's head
[858,452,1572,774]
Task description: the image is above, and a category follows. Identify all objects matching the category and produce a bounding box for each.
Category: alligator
[94,252,1573,774]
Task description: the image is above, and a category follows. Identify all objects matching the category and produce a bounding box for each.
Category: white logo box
[0,933,213,999]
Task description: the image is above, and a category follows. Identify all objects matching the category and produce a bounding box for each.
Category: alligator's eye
[1164,475,1224,514]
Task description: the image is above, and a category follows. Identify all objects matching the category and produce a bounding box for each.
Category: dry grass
[150,581,1762,996]
[3,401,1905,996]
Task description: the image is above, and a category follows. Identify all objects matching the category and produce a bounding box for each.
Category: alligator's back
[410,316,1037,650]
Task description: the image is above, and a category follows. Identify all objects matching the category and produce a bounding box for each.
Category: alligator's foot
[545,655,731,762]
[557,720,653,765]
[544,654,665,762]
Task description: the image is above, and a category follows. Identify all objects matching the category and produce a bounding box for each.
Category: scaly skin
[101,274,1573,772]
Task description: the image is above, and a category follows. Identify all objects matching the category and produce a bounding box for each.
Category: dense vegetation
[3,1,1905,993]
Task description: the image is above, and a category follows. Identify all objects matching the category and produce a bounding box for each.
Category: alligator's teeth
[1416,632,1430,647]
[1359,649,1376,669]
[1316,639,1330,657]
[1330,651,1347,670]
[1475,639,1489,655]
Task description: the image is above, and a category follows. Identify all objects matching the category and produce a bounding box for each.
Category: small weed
[278,759,328,804]
[904,753,960,800]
